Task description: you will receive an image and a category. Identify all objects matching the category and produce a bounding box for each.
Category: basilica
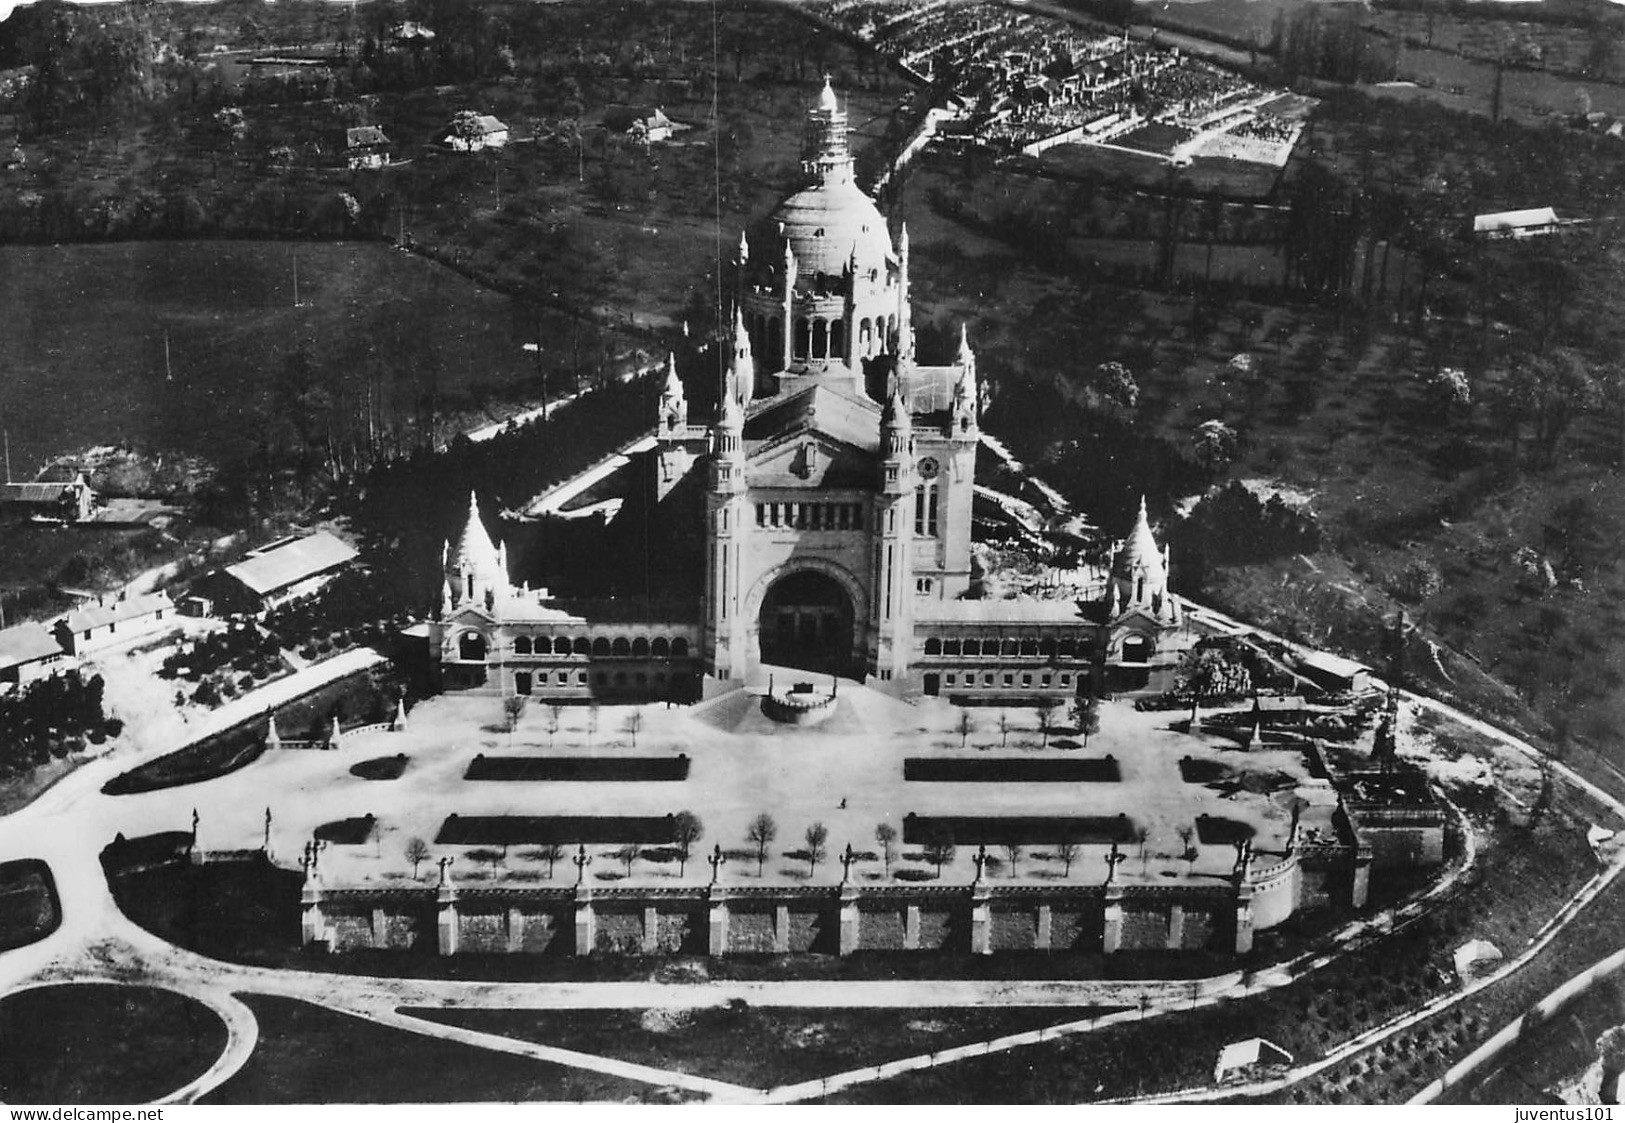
[428,82,1188,703]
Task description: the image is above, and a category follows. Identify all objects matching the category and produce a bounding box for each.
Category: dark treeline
[1269,6,1400,86]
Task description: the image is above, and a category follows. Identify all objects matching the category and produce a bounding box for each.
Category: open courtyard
[173,678,1321,892]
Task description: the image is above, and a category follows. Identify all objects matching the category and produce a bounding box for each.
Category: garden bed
[904,757,1119,783]
[902,814,1136,846]
[437,814,682,846]
[314,816,377,846]
[465,755,690,782]
[1194,815,1256,845]
[350,754,409,781]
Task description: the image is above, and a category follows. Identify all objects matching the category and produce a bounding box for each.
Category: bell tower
[870,384,915,682]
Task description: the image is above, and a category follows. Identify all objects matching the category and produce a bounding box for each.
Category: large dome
[769,177,894,281]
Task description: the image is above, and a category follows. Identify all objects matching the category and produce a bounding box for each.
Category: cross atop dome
[818,74,838,112]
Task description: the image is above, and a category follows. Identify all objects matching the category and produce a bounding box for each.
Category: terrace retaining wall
[298,874,1311,958]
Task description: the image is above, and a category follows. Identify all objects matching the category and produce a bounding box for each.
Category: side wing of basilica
[428,81,1188,703]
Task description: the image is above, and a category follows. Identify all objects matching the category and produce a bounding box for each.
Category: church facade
[428,82,1187,702]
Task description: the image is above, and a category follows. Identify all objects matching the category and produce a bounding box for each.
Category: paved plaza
[158,676,1318,890]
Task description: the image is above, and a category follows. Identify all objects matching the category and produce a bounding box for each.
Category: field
[0,240,618,475]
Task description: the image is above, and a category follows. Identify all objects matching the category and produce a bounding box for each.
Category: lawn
[0,984,226,1105]
[200,995,644,1104]
[408,1004,1122,1090]
[0,240,617,476]
[0,859,60,952]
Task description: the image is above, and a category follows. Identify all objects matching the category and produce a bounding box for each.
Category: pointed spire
[818,74,838,112]
[439,578,453,617]
[719,384,744,429]
[899,220,910,257]
[663,352,682,397]
[392,698,409,732]
[737,229,750,264]
[882,382,911,432]
[330,715,343,747]
[266,715,281,748]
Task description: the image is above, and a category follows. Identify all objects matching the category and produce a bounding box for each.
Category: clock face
[917,456,940,479]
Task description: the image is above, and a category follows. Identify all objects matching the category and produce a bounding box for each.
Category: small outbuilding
[0,621,67,686]
[1452,938,1504,981]
[2,474,96,522]
[441,111,509,152]
[602,105,673,144]
[1214,1037,1293,1083]
[345,125,391,170]
[1472,207,1564,240]
[54,591,175,656]
[217,531,358,614]
[1296,650,1371,695]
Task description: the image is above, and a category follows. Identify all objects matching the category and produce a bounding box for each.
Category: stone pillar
[1234,884,1255,955]
[437,883,460,956]
[643,905,660,955]
[904,904,921,950]
[1351,844,1373,909]
[1166,903,1186,951]
[1102,886,1124,954]
[708,888,730,957]
[574,889,595,956]
[507,905,525,953]
[970,888,993,956]
[300,883,326,947]
[1036,903,1053,951]
[774,903,791,954]
[838,887,861,956]
[371,905,388,950]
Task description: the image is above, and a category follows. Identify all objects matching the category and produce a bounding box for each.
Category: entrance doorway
[759,570,856,676]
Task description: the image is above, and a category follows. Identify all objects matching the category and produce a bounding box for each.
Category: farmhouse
[428,83,1192,703]
[0,622,66,687]
[214,531,359,614]
[54,591,175,657]
[1472,207,1565,240]
[344,125,391,170]
[1,474,95,522]
[602,105,674,143]
[440,112,509,152]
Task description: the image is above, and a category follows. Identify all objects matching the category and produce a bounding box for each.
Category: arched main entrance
[759,570,856,676]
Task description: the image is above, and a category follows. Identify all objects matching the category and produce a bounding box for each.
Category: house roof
[347,125,390,148]
[445,112,507,138]
[60,591,173,633]
[0,622,63,669]
[1297,649,1368,680]
[1215,1038,1292,1079]
[3,481,80,504]
[1473,207,1558,233]
[225,531,358,596]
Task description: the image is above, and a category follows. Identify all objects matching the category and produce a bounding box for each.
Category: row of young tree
[0,670,121,775]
